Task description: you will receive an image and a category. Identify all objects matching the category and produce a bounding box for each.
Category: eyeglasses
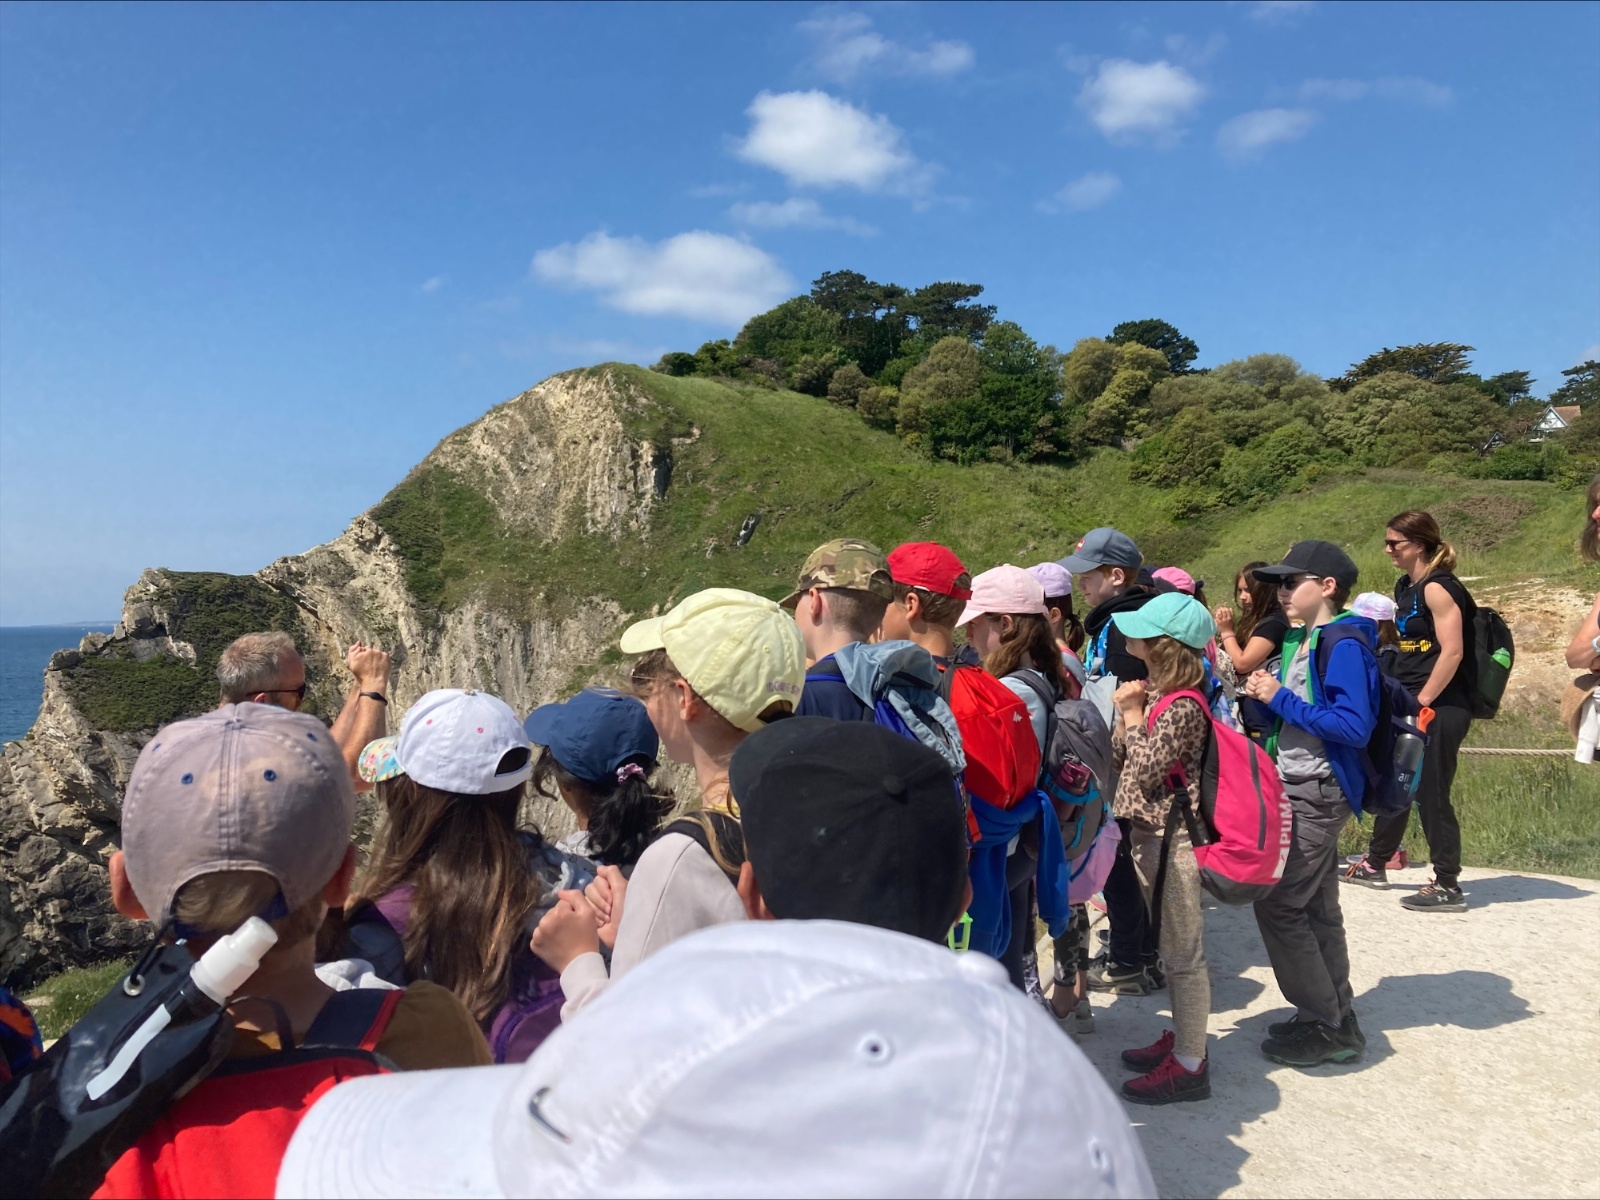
[1383,538,1413,550]
[254,682,308,704]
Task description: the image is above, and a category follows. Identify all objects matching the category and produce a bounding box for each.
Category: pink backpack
[1148,689,1292,904]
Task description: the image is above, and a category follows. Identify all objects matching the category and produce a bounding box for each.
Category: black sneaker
[1400,880,1467,912]
[1342,856,1389,889]
[1262,1020,1361,1067]
[1339,1011,1366,1049]
[1144,957,1167,990]
[1267,1013,1315,1039]
[1086,959,1151,995]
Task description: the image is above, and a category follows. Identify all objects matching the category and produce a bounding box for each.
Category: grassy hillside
[373,365,1592,629]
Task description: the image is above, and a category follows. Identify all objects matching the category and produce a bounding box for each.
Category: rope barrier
[1459,747,1574,758]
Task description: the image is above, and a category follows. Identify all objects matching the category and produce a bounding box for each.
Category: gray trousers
[1252,776,1354,1028]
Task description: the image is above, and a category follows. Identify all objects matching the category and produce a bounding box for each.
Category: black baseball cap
[1252,541,1359,590]
[730,717,968,944]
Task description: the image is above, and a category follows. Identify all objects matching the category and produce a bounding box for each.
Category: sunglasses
[1275,574,1322,591]
[255,682,309,703]
[1383,538,1413,550]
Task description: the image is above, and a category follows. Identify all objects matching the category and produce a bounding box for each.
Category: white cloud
[1578,344,1600,367]
[735,90,933,194]
[531,231,793,325]
[1217,107,1317,160]
[1299,76,1453,108]
[1164,33,1227,65]
[800,11,974,83]
[729,198,877,236]
[1038,171,1122,214]
[419,275,445,294]
[1249,1,1314,23]
[1078,59,1205,142]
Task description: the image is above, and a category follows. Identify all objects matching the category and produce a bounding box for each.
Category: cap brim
[1250,564,1301,582]
[277,1063,520,1199]
[618,616,667,655]
[955,601,990,628]
[357,736,403,783]
[778,590,804,611]
[1058,553,1102,575]
[521,703,560,746]
[1109,609,1164,642]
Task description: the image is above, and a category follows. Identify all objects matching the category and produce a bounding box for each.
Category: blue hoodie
[967,790,1071,960]
[1267,613,1380,815]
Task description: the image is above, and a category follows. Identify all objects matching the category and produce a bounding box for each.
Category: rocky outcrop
[0,369,661,989]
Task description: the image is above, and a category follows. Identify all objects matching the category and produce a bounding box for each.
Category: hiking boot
[1262,1020,1360,1067]
[1120,1029,1175,1071]
[1339,1011,1366,1049]
[1087,959,1151,995]
[1055,998,1095,1038]
[1145,958,1167,990]
[1121,1052,1210,1105]
[1401,880,1467,912]
[1342,856,1389,889]
[1267,1013,1315,1039]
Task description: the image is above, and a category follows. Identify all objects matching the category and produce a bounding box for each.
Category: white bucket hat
[277,920,1154,1199]
[395,688,533,795]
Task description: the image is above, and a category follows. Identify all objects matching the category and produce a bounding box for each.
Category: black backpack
[661,812,746,886]
[1465,605,1515,719]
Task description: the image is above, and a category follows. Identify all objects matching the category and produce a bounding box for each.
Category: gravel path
[1044,862,1600,1199]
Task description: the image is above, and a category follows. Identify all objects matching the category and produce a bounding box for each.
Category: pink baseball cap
[1152,567,1198,595]
[957,564,1047,627]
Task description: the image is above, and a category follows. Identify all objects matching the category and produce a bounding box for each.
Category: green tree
[733,296,841,366]
[857,385,899,431]
[693,340,738,376]
[1480,369,1536,404]
[652,351,698,377]
[826,363,870,408]
[1108,319,1199,375]
[1218,421,1323,504]
[1550,360,1600,409]
[1333,342,1476,392]
[809,270,909,376]
[1081,343,1169,444]
[789,354,843,397]
[1060,338,1121,410]
[1128,407,1226,487]
[904,282,996,342]
[898,336,984,450]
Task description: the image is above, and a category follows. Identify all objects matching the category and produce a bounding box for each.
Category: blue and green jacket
[1266,613,1381,814]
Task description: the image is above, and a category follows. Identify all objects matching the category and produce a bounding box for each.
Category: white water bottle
[1577,694,1599,765]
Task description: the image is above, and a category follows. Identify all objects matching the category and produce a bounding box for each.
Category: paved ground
[1041,863,1600,1199]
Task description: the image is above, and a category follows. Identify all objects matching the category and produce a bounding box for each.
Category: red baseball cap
[888,542,973,601]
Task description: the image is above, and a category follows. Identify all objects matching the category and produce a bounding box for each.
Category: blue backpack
[806,641,965,778]
[1277,619,1424,818]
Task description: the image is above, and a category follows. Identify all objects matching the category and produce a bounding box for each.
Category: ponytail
[1387,510,1457,579]
[533,748,674,869]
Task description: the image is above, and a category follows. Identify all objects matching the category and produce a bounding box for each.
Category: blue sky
[2,1,1597,624]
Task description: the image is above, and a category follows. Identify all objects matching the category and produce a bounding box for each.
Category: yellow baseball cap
[620,588,806,732]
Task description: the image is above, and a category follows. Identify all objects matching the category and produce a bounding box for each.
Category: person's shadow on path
[1463,874,1594,906]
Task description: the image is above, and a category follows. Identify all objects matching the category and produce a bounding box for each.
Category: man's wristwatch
[359,691,388,705]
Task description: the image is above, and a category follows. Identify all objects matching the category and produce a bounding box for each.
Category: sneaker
[1145,958,1167,990]
[1121,1052,1211,1105]
[1055,998,1096,1038]
[1389,849,1410,871]
[1401,880,1467,912]
[1270,1010,1366,1044]
[1339,1011,1366,1049]
[1267,1013,1315,1039]
[1087,959,1151,995]
[1120,1029,1175,1072]
[1262,1020,1361,1067]
[1342,856,1389,889]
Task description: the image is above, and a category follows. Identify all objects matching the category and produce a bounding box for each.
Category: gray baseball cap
[1060,527,1142,574]
[122,703,355,929]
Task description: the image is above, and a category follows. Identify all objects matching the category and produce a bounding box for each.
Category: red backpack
[1148,690,1292,905]
[939,663,1040,810]
[93,988,402,1200]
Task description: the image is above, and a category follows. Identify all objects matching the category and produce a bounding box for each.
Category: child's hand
[589,865,627,949]
[1244,670,1281,704]
[1113,679,1149,715]
[530,891,600,973]
[1213,606,1235,636]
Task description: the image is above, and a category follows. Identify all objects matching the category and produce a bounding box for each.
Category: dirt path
[1043,862,1600,1199]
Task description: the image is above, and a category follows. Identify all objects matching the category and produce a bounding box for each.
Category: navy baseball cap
[523,689,659,785]
[1060,527,1142,575]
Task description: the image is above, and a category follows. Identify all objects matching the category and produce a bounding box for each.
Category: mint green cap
[1111,592,1216,650]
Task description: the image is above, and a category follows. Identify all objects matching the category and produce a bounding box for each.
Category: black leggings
[1106,818,1159,967]
[1367,703,1472,888]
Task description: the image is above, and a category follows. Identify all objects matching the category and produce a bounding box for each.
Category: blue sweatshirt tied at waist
[967,789,1071,961]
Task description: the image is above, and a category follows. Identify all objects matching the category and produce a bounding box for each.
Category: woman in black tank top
[1347,511,1472,911]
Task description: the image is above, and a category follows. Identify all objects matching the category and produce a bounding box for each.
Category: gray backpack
[1012,669,1115,859]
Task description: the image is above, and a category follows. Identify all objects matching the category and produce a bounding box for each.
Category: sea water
[0,625,116,744]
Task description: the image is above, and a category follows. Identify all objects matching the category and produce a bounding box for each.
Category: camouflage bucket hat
[781,538,895,610]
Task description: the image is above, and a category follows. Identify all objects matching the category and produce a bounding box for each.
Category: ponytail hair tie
[617,763,646,784]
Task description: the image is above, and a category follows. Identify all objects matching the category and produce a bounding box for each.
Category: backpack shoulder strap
[804,658,845,682]
[662,813,745,886]
[1009,667,1057,711]
[934,660,954,706]
[301,987,403,1053]
[1147,688,1209,729]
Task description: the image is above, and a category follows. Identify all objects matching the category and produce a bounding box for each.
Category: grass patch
[25,958,130,1041]
[1339,758,1600,879]
[60,571,322,732]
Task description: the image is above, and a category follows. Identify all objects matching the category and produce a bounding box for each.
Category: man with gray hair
[216,632,391,793]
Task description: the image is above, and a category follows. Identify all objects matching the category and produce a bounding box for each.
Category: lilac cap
[1028,562,1073,599]
[957,564,1048,627]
